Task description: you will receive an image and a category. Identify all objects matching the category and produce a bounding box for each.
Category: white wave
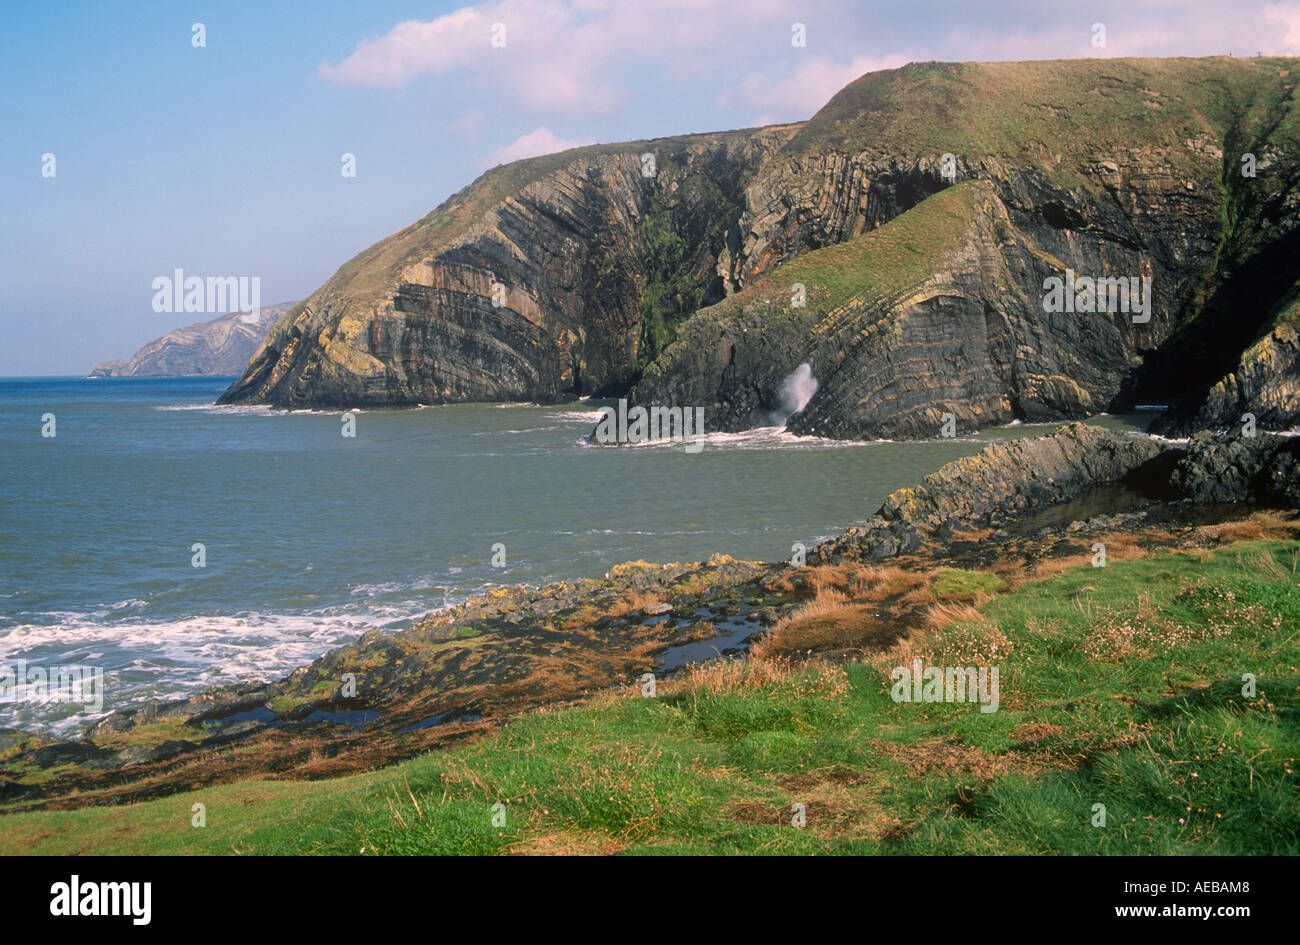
[153,403,349,416]
[578,424,879,451]
[765,362,819,426]
[348,576,438,597]
[550,409,607,423]
[0,605,437,736]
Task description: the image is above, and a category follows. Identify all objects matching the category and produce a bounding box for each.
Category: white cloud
[318,9,492,86]
[482,127,594,166]
[318,0,798,115]
[720,53,914,123]
[1263,2,1300,53]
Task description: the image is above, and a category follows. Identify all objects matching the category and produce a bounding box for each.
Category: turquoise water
[0,376,1148,732]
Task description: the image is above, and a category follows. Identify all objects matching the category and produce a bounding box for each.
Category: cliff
[220,57,1300,437]
[217,129,797,407]
[90,303,295,377]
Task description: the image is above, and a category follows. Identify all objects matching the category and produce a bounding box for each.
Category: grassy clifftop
[785,57,1300,187]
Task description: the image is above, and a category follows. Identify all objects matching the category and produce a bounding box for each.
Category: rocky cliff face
[634,58,1300,438]
[220,57,1300,438]
[633,178,1170,439]
[91,303,294,377]
[218,129,797,408]
[810,421,1299,564]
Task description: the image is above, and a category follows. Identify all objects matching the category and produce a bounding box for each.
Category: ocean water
[0,376,1147,733]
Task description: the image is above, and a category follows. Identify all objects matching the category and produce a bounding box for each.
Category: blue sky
[3,0,1298,375]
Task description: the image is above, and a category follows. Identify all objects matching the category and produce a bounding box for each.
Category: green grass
[932,568,1008,599]
[3,540,1296,855]
[785,57,1300,191]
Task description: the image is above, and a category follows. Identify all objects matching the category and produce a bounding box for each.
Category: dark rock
[814,424,1161,563]
[1169,432,1300,505]
[103,740,197,770]
[199,720,266,747]
[31,742,113,768]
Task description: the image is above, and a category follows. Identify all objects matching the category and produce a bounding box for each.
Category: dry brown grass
[807,563,851,594]
[605,590,666,619]
[867,598,1012,674]
[607,655,850,704]
[1009,722,1066,745]
[871,736,1062,780]
[1095,532,1150,561]
[1030,532,1148,582]
[727,764,897,841]
[1196,512,1299,544]
[922,601,983,632]
[897,582,939,610]
[855,565,923,598]
[748,587,883,659]
[507,830,625,856]
[761,570,797,594]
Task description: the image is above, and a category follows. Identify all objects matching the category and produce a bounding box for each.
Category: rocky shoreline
[2,423,1297,811]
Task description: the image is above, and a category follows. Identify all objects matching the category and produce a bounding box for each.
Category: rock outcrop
[1168,431,1300,505]
[635,58,1300,438]
[813,422,1300,564]
[1156,317,1300,435]
[90,303,294,377]
[812,423,1165,561]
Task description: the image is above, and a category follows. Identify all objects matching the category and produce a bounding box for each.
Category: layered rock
[90,303,294,377]
[813,422,1300,564]
[632,180,1162,439]
[218,129,797,408]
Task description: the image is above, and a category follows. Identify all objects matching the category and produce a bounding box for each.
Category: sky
[4,0,1300,375]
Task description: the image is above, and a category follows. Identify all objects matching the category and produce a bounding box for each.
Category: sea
[0,375,1150,734]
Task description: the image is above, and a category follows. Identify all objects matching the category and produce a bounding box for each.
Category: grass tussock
[749,589,879,660]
